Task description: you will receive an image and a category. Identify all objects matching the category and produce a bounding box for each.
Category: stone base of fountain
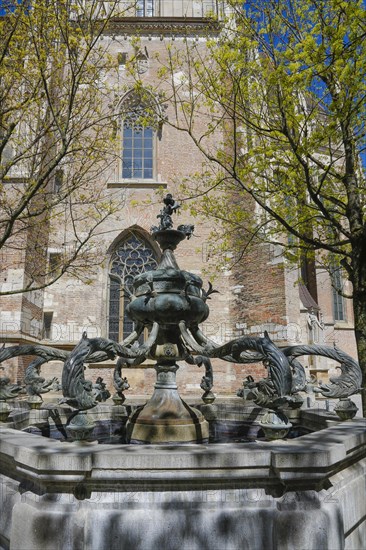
[1,408,365,550]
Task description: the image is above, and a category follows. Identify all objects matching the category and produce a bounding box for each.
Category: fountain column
[124,195,210,443]
[127,359,209,444]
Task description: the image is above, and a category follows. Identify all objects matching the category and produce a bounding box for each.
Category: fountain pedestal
[126,361,209,444]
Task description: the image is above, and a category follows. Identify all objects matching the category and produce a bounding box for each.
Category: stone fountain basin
[0,406,365,550]
[5,402,311,444]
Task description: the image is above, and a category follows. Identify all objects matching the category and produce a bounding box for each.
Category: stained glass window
[108,233,158,341]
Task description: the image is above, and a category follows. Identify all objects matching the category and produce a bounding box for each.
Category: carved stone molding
[104,17,221,38]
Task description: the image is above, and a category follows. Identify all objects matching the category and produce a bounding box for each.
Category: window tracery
[120,92,157,180]
[108,233,158,341]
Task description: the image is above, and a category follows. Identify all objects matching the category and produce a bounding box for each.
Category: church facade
[0,1,357,395]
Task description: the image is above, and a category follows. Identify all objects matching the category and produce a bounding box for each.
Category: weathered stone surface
[0,411,365,549]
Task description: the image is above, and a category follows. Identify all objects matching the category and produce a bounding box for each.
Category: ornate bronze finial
[151,193,195,242]
[151,193,180,232]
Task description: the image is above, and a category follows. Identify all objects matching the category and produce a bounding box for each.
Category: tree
[0,0,127,296]
[150,0,366,413]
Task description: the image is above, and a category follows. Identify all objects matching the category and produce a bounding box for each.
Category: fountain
[0,194,365,550]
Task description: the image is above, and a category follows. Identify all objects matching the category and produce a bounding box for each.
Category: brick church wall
[0,5,359,396]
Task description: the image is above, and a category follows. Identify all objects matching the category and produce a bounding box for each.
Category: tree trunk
[351,239,366,417]
[353,295,366,418]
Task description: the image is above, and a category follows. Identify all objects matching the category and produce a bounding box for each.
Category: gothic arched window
[108,232,158,342]
[121,93,157,181]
